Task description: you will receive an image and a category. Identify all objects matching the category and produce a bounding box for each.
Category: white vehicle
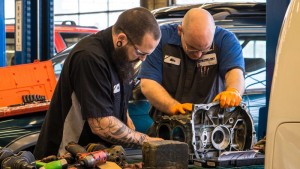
[265,0,300,168]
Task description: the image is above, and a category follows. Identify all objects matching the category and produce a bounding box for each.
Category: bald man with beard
[138,8,245,120]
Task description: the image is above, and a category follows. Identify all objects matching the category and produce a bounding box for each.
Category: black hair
[114,7,161,45]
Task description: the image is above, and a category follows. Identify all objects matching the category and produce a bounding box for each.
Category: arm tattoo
[88,116,150,148]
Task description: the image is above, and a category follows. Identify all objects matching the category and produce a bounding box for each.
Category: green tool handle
[36,159,68,169]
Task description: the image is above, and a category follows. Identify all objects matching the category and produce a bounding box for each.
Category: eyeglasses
[181,31,213,54]
[120,28,150,56]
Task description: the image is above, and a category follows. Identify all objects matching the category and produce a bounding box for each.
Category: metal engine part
[152,102,256,161]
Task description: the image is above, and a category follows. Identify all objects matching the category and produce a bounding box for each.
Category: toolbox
[0,60,57,118]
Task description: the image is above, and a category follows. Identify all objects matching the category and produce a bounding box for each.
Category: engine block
[151,102,256,162]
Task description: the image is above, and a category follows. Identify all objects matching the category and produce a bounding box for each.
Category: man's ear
[177,25,183,36]
[117,33,127,44]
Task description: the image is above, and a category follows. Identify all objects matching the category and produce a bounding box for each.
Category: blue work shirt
[138,24,244,83]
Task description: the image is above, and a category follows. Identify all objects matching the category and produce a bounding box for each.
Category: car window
[51,44,76,80]
[53,61,64,80]
[234,34,266,91]
[242,40,266,61]
[242,39,266,90]
[59,33,91,48]
[243,39,266,90]
[6,33,15,66]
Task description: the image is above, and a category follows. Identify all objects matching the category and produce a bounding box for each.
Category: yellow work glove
[170,103,193,115]
[213,88,242,108]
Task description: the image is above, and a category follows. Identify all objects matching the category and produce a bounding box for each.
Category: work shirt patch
[164,55,181,65]
[197,53,217,67]
[113,83,120,93]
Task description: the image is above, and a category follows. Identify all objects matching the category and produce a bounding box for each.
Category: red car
[5,21,99,65]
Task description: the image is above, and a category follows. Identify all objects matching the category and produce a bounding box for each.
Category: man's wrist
[226,87,240,94]
[168,101,180,114]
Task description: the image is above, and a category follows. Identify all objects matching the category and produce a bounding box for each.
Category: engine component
[104,146,126,167]
[65,142,107,168]
[1,151,36,169]
[85,143,126,167]
[204,150,264,167]
[151,102,256,162]
[0,147,14,164]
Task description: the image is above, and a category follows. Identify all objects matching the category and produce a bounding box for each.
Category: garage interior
[0,0,298,168]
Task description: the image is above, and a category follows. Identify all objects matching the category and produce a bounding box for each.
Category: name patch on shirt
[164,55,181,66]
[113,83,120,93]
[197,53,217,67]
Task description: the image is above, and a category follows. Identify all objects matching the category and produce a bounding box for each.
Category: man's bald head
[181,8,215,52]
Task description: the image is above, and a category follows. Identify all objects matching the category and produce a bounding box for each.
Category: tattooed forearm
[105,134,140,148]
[88,116,150,148]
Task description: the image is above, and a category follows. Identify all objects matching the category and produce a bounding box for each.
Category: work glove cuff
[226,87,241,97]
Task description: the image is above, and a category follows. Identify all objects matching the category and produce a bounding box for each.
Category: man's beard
[111,45,135,82]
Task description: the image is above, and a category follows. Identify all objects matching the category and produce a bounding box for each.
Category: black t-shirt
[34,27,133,159]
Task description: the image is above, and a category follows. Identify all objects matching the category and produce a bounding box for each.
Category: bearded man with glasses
[138,8,244,120]
[34,7,162,159]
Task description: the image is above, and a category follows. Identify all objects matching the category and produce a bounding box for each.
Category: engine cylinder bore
[157,124,171,140]
[231,120,247,150]
[211,126,230,150]
[172,126,186,142]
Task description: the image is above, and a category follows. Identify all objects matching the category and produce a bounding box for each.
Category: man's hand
[146,136,163,142]
[213,88,242,108]
[170,103,193,115]
[124,162,143,169]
